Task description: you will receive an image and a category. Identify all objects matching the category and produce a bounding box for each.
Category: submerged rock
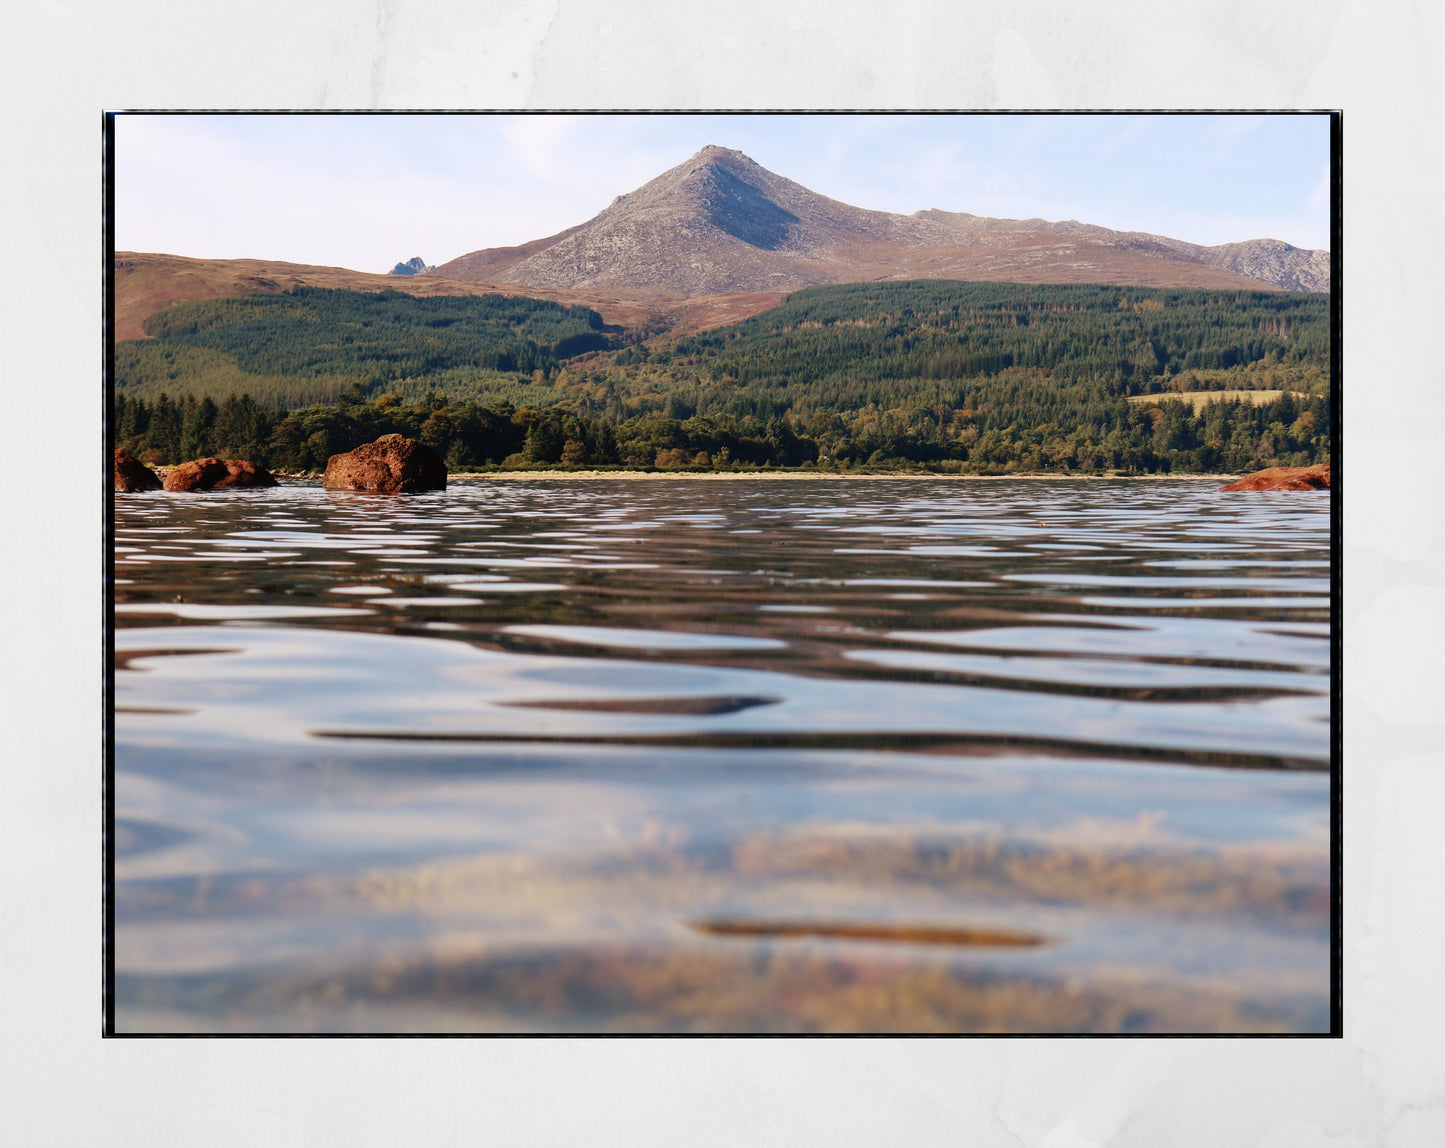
[322,434,447,493]
[163,457,277,492]
[1220,464,1331,492]
[113,449,162,492]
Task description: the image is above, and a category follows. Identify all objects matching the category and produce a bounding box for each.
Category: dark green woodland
[113,280,1331,474]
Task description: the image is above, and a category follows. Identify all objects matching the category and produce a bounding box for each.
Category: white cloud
[498,115,580,181]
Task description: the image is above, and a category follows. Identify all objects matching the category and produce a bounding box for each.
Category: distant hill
[113,252,780,342]
[388,257,434,276]
[434,145,1329,297]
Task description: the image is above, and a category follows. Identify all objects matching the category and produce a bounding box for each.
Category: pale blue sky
[116,113,1331,274]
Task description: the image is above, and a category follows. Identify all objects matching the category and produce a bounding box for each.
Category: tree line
[113,385,1330,475]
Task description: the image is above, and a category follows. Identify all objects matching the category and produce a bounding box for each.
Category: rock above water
[323,434,447,493]
[1220,463,1331,492]
[162,457,229,491]
[216,459,279,488]
[162,457,278,492]
[114,449,162,492]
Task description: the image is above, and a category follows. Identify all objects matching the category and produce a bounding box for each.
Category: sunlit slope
[114,252,784,344]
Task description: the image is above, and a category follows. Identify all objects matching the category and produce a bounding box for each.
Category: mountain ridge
[432,145,1329,296]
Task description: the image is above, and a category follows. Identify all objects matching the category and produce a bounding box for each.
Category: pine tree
[179,396,218,460]
[146,393,181,462]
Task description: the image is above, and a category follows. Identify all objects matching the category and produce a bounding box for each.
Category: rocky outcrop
[114,449,162,492]
[322,434,447,493]
[162,457,277,492]
[1195,239,1331,295]
[388,256,434,276]
[1220,463,1331,491]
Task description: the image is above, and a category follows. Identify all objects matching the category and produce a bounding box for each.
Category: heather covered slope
[114,252,783,343]
[434,146,1329,297]
[113,252,672,343]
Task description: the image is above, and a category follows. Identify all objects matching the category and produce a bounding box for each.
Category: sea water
[112,477,1332,1033]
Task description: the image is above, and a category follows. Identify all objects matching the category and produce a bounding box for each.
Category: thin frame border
[102,108,1342,1038]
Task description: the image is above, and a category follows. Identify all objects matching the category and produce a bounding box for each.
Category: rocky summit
[388,257,434,276]
[434,145,1330,297]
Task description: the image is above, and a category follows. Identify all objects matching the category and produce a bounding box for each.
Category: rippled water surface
[113,478,1333,1033]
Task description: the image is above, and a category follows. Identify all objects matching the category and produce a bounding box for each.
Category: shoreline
[440,470,1246,482]
[263,468,1248,483]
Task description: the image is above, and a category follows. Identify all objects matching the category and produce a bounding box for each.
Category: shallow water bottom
[115,740,1328,1034]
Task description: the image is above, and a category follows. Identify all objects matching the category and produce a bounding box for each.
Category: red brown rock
[114,449,162,492]
[162,457,277,491]
[1220,464,1331,492]
[214,459,278,488]
[162,457,230,492]
[322,434,447,493]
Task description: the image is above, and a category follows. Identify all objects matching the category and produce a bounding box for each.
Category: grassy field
[1127,389,1310,413]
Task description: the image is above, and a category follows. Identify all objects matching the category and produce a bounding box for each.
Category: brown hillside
[433,145,1329,298]
[112,253,679,342]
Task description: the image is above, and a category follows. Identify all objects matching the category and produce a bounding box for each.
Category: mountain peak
[620,144,785,204]
[692,144,749,161]
[682,145,766,171]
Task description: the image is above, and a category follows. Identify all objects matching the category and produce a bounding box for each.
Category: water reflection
[113,478,1332,1033]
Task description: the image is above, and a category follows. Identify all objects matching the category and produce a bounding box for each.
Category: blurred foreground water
[113,478,1332,1033]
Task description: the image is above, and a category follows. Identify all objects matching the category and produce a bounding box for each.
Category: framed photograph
[108,111,1336,1035]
